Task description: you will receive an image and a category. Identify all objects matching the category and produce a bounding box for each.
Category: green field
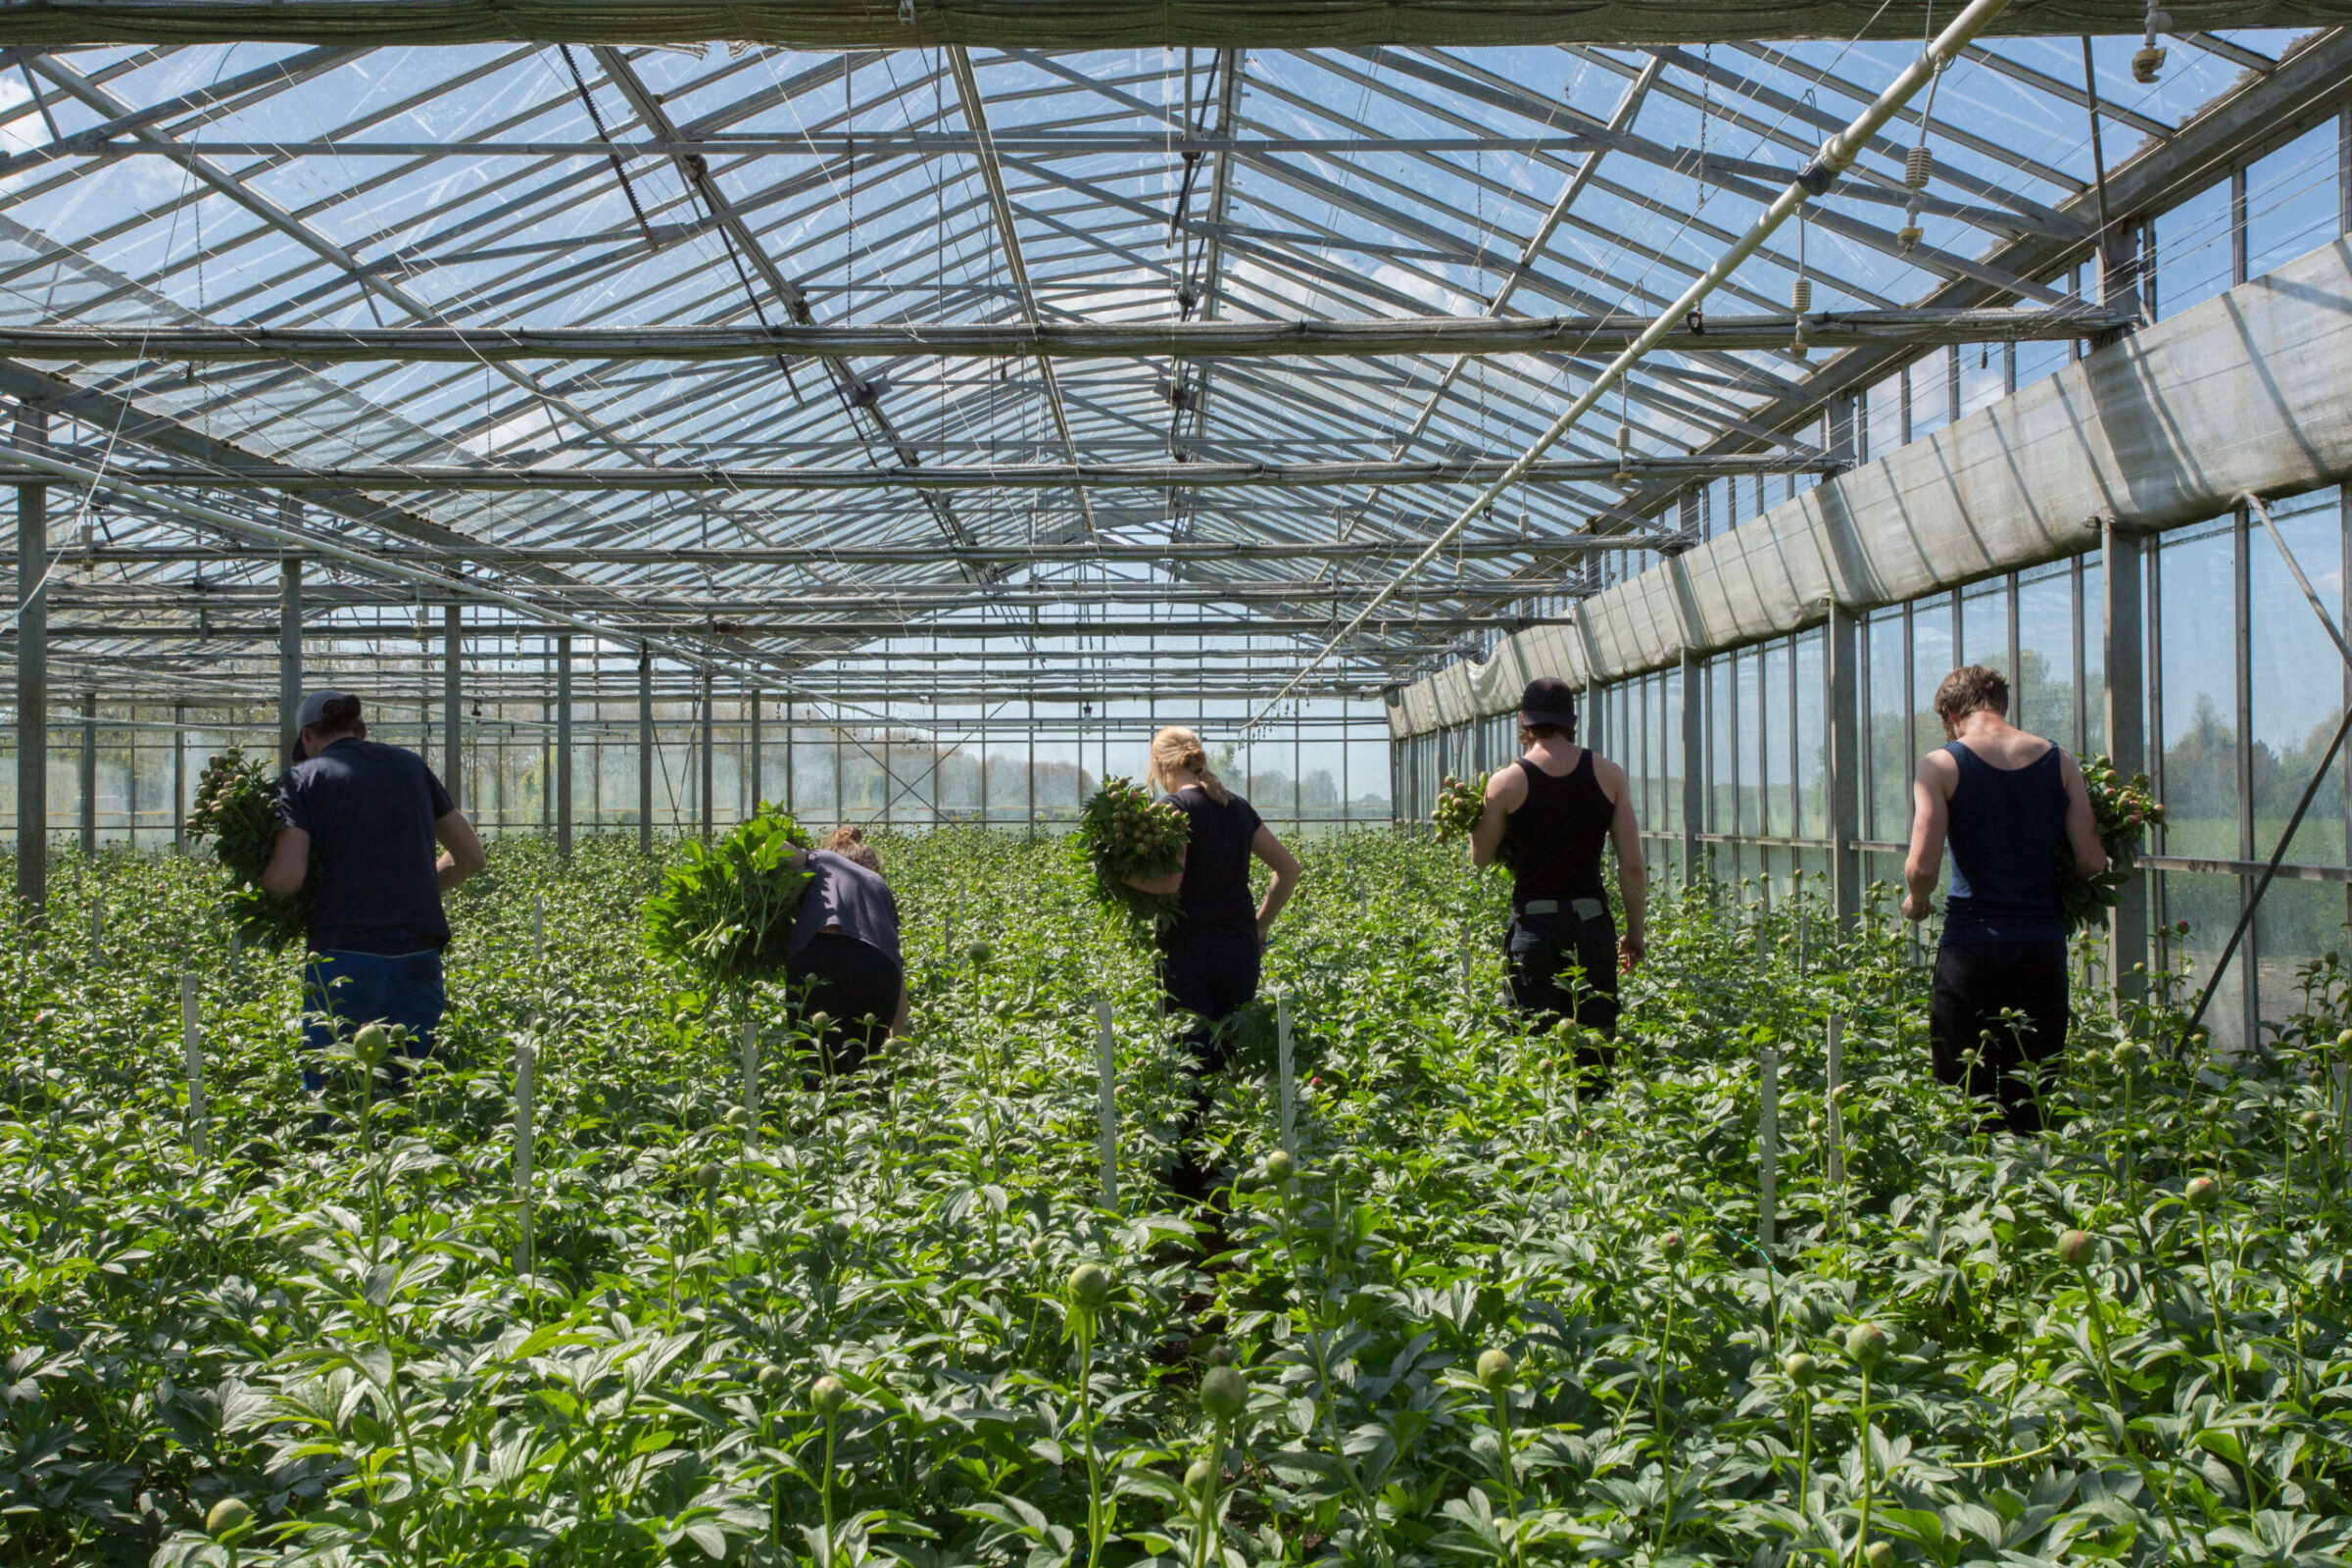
[2,832,2344,1567]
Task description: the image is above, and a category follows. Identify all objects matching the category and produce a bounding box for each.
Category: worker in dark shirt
[261,691,486,1095]
[1905,664,2106,1133]
[1469,678,1645,1092]
[784,840,908,1077]
[1123,725,1301,1202]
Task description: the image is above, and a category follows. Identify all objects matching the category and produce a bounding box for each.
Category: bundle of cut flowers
[1073,776,1189,936]
[1432,772,1488,843]
[186,746,311,949]
[643,801,814,990]
[2060,755,2164,937]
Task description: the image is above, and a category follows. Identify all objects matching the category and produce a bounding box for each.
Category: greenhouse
[5,2,2352,1564]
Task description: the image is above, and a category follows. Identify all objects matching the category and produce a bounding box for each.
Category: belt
[1520,897,1607,919]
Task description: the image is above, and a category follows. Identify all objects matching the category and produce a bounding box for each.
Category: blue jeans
[302,949,446,1095]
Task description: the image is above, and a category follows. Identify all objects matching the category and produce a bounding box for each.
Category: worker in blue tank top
[1903,664,2107,1134]
[1469,677,1646,1092]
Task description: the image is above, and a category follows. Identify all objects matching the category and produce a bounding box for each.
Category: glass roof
[0,24,2327,710]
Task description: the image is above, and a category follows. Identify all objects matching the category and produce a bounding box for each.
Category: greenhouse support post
[77,692,93,854]
[443,604,463,808]
[1826,603,1862,927]
[1679,649,1701,883]
[699,668,713,839]
[180,973,206,1158]
[1758,1048,1779,1248]
[14,402,45,916]
[556,634,572,858]
[749,687,761,808]
[277,550,300,764]
[637,646,653,852]
[1093,997,1116,1208]
[2102,521,2146,998]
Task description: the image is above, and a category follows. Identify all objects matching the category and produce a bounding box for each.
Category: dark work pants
[1931,940,2070,1134]
[1505,906,1620,1085]
[1158,932,1261,1204]
[786,932,902,1078]
[302,950,445,1096]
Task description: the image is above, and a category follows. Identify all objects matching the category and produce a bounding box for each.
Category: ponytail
[1148,725,1230,805]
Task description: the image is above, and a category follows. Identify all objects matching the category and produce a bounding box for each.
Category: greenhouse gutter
[1384,234,2352,738]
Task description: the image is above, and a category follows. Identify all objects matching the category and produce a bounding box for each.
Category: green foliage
[640,800,813,990]
[1072,776,1187,937]
[2061,754,2164,937]
[3,830,2346,1568]
[183,745,311,949]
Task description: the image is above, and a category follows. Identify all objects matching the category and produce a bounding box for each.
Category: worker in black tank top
[1468,678,1646,1092]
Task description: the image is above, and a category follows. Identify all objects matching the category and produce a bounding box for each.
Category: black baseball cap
[1519,677,1580,728]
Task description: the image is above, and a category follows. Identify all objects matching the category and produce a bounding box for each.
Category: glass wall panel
[2082,557,2106,758]
[1910,351,1952,441]
[2157,520,2240,861]
[2249,488,2345,869]
[1763,641,1790,837]
[1864,372,1903,459]
[2153,178,2233,320]
[1736,651,1762,845]
[1959,342,2006,416]
[2245,120,2339,280]
[2016,563,2077,747]
[2256,882,2350,1041]
[2160,869,2245,1048]
[1661,668,1683,835]
[1794,629,1824,840]
[1710,656,1736,834]
[1960,576,2010,671]
[1914,595,1955,739]
[1868,611,1909,841]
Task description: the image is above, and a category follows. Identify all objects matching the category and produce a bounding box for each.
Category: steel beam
[0,3,2324,48]
[2104,519,2147,1000]
[0,306,2138,364]
[277,550,301,762]
[14,403,43,914]
[443,604,463,808]
[61,536,1679,565]
[636,645,652,853]
[556,632,572,858]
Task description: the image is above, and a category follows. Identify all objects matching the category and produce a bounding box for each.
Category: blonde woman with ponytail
[1125,726,1301,1204]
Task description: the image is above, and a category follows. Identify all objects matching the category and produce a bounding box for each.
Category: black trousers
[1505,905,1620,1083]
[786,932,902,1077]
[1157,932,1261,1204]
[1931,940,2070,1134]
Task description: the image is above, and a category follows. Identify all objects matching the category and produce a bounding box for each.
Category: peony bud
[1264,1150,1295,1182]
[1477,1348,1515,1391]
[1186,1455,1217,1494]
[811,1375,849,1415]
[1659,1231,1686,1263]
[206,1497,253,1540]
[1865,1543,1894,1568]
[2056,1229,2093,1268]
[1200,1365,1248,1421]
[2184,1176,2220,1211]
[1067,1262,1110,1309]
[1782,1351,1817,1387]
[1845,1322,1886,1368]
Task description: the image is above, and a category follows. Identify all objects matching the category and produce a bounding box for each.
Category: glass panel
[2245,120,2339,280]
[2082,556,2107,758]
[1710,656,1735,834]
[1794,628,1824,841]
[1865,371,1903,460]
[2249,488,2345,869]
[2157,521,2239,860]
[1914,595,1956,745]
[1910,351,1953,441]
[2254,881,2350,1044]
[2153,177,2233,320]
[1736,651,1762,841]
[1960,576,2010,671]
[2015,332,2070,394]
[1869,611,1909,842]
[2016,564,2077,747]
[1958,342,2005,416]
[1763,640,1791,838]
[2159,870,2245,1054]
[1661,667,1683,834]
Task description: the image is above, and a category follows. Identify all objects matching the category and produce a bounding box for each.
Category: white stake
[1277,993,1297,1160]
[740,1013,760,1139]
[1758,1048,1780,1248]
[514,1037,536,1275]
[1825,1014,1844,1186]
[1459,927,1472,998]
[1093,996,1118,1207]
[179,972,207,1158]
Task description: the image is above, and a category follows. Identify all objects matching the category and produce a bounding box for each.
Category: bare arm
[435,809,487,893]
[2059,750,2108,876]
[1251,823,1302,940]
[260,825,310,898]
[1122,837,1186,898]
[1598,758,1647,967]
[1469,765,1528,869]
[1903,751,1957,920]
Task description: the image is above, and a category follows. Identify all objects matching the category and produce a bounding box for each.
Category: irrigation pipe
[0,441,903,728]
[1245,0,2020,731]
